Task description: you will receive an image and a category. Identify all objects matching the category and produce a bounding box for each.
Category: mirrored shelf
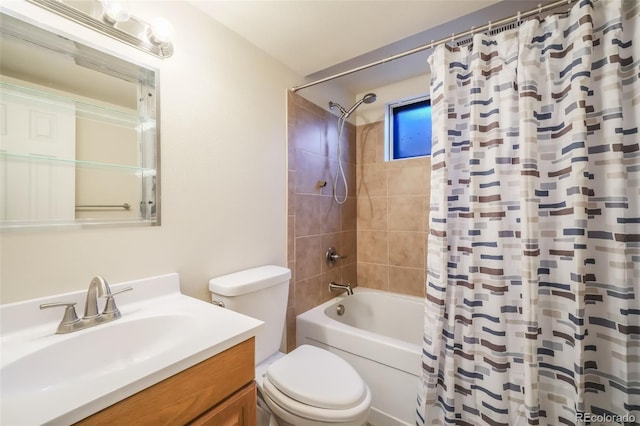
[0,81,156,130]
[0,217,157,230]
[0,152,156,175]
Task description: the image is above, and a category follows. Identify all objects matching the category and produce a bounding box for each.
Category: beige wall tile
[424,156,432,186]
[341,230,357,265]
[341,262,358,286]
[321,196,342,234]
[357,164,387,197]
[358,230,388,264]
[372,122,385,164]
[424,195,431,232]
[342,123,357,165]
[388,231,425,268]
[357,196,388,231]
[288,128,297,171]
[324,115,339,161]
[388,195,424,232]
[295,149,332,196]
[389,266,425,298]
[293,106,323,155]
[357,262,389,291]
[345,163,357,197]
[295,235,322,280]
[386,155,429,170]
[341,197,357,231]
[295,194,323,237]
[357,123,378,165]
[294,275,322,315]
[387,165,428,196]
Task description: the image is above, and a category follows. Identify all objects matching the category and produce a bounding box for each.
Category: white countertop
[0,273,262,425]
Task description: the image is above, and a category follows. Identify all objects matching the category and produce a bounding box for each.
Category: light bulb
[149,17,174,45]
[101,0,130,24]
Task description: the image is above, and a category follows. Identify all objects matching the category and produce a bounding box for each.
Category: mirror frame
[0,9,161,230]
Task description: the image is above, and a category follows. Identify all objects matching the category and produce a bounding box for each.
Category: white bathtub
[296,288,423,426]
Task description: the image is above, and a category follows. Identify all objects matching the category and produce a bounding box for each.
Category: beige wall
[286,91,358,351]
[0,1,299,304]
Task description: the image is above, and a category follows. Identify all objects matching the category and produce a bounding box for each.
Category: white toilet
[209,265,371,426]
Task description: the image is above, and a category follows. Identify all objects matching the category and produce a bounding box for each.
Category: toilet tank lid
[209,265,291,296]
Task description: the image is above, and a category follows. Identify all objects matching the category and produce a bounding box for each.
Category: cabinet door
[189,382,256,426]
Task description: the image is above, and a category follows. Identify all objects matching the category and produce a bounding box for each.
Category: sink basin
[2,315,192,397]
[0,273,262,425]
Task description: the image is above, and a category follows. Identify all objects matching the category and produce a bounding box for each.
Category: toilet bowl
[209,266,371,426]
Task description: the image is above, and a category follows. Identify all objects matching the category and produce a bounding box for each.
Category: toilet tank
[209,265,291,364]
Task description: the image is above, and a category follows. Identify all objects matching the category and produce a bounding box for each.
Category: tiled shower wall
[286,93,430,350]
[286,92,358,352]
[356,122,430,298]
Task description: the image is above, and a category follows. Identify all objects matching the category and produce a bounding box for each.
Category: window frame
[385,95,432,161]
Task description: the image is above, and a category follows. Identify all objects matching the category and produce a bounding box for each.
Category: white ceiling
[192,1,499,76]
[192,0,561,94]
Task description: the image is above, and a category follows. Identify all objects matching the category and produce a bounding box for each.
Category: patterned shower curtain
[417,1,639,425]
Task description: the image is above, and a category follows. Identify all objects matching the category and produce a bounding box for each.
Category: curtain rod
[291,0,578,92]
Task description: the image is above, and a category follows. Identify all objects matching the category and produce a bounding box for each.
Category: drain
[336,304,345,316]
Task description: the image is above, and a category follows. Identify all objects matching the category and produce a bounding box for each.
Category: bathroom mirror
[0,11,159,229]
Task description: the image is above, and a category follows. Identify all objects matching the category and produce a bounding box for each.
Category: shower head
[328,93,377,119]
[345,92,377,117]
[329,93,377,118]
[362,93,377,104]
[328,101,347,115]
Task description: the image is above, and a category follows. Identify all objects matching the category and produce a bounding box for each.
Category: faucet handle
[326,247,346,267]
[101,287,133,319]
[40,302,80,334]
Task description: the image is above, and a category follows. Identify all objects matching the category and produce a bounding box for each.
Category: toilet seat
[262,345,371,422]
[263,376,371,422]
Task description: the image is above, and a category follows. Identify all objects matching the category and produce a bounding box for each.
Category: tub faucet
[329,281,353,296]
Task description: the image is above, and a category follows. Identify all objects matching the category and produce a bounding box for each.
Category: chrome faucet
[328,281,353,296]
[84,276,111,319]
[40,276,132,334]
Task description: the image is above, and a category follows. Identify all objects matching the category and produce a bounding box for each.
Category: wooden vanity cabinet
[188,381,256,426]
[75,338,256,426]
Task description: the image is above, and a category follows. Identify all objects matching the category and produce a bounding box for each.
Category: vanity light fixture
[25,0,174,58]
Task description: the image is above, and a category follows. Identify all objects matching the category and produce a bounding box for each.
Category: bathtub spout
[329,281,353,296]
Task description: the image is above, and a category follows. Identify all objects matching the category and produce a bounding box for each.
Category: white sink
[0,273,262,425]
